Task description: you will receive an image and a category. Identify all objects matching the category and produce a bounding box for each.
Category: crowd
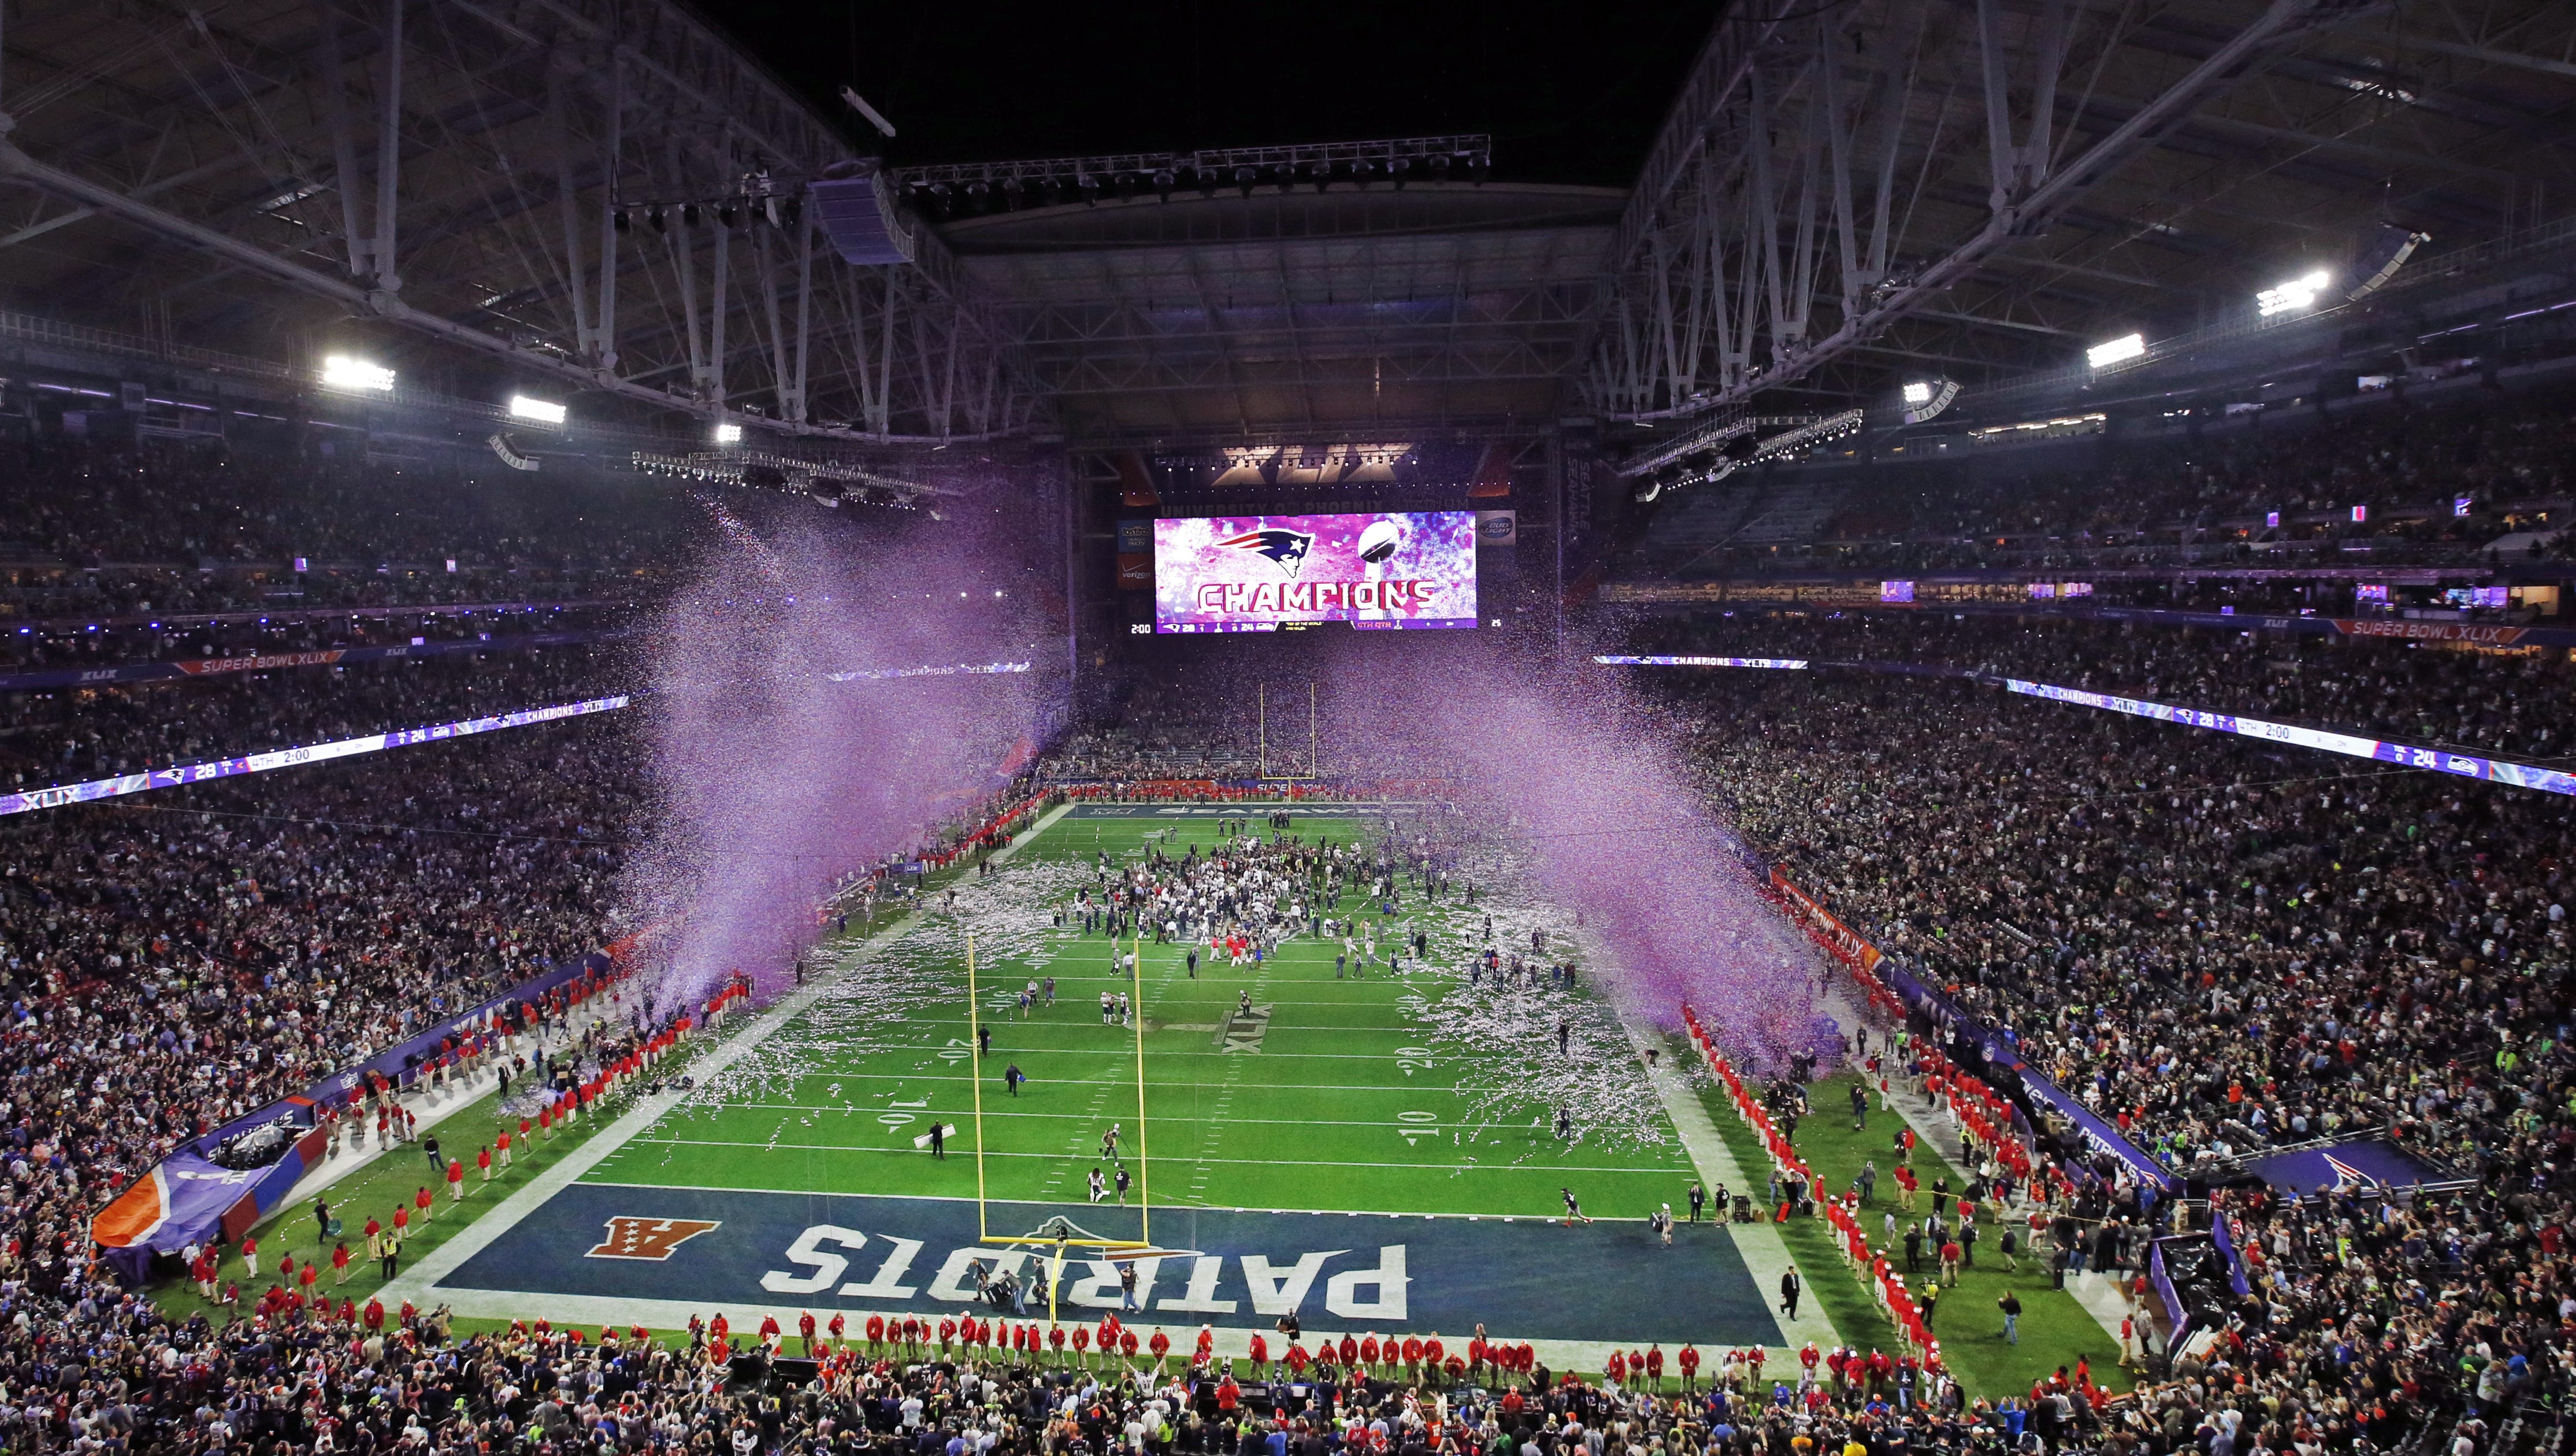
[0,600,628,675]
[1623,608,2572,759]
[1646,376,2576,576]
[0,437,690,574]
[0,562,645,630]
[0,649,632,790]
[1052,665,1272,781]
[0,1295,2117,1456]
[1649,662,2574,1448]
[0,713,641,1298]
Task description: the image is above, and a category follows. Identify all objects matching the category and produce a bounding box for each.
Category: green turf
[592,809,1701,1226]
[1686,1066,1904,1365]
[1777,1074,2135,1396]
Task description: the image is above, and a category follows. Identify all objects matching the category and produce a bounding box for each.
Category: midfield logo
[587,1216,722,1261]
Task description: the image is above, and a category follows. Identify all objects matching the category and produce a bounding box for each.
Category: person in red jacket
[446,1157,466,1201]
[477,1144,493,1184]
[799,1310,818,1355]
[415,1184,435,1224]
[331,1243,352,1285]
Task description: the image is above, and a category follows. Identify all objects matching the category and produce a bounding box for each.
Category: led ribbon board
[2003,680,2576,796]
[1591,655,1810,669]
[0,695,632,818]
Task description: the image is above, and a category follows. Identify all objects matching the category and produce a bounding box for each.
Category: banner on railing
[90,950,622,1283]
[1763,870,1905,1022]
[1591,654,1809,670]
[1877,949,2180,1194]
[0,629,616,695]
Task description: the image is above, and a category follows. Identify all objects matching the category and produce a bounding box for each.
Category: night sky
[701,0,1720,187]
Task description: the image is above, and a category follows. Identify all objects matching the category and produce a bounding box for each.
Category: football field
[396,803,1831,1364]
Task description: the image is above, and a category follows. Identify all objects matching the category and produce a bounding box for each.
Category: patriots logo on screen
[1219,528,1316,578]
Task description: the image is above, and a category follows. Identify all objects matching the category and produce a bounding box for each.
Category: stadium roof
[0,0,2571,455]
[938,184,1621,446]
[1584,0,2576,428]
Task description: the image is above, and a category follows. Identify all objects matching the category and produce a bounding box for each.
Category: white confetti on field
[654,857,1096,1127]
[1393,835,1678,1157]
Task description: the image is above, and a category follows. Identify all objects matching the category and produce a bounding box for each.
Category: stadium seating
[1633,380,2576,577]
[0,425,2560,1455]
[1664,666,2567,1447]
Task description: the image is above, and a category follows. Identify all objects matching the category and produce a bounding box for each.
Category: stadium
[0,0,2569,1451]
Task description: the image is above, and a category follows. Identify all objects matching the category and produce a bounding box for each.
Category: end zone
[413,1181,1784,1369]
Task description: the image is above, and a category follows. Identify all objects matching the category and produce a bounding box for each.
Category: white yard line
[576,1179,1674,1223]
[615,1138,1686,1175]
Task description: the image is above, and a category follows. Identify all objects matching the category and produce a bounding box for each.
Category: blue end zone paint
[441,1184,1783,1346]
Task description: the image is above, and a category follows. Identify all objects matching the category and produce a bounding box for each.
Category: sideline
[1819,984,2135,1351]
[382,801,1076,1305]
[1614,1005,1840,1354]
[229,990,629,1246]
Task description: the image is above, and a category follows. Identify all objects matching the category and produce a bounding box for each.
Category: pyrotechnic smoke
[1313,640,1825,1068]
[623,502,1051,1018]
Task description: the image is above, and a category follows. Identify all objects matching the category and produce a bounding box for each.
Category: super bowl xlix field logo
[587,1217,723,1261]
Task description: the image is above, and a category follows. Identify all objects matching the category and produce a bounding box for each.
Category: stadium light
[2256,269,2332,317]
[507,395,567,425]
[321,355,395,391]
[713,422,744,444]
[1901,381,1933,405]
[2086,333,2146,369]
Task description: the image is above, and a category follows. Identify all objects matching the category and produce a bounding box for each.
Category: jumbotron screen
[1152,510,1479,633]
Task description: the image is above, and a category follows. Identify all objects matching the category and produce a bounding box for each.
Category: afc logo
[585,1216,722,1261]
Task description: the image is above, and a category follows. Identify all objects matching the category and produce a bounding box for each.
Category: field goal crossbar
[963,928,1154,1255]
[981,1214,1152,1253]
